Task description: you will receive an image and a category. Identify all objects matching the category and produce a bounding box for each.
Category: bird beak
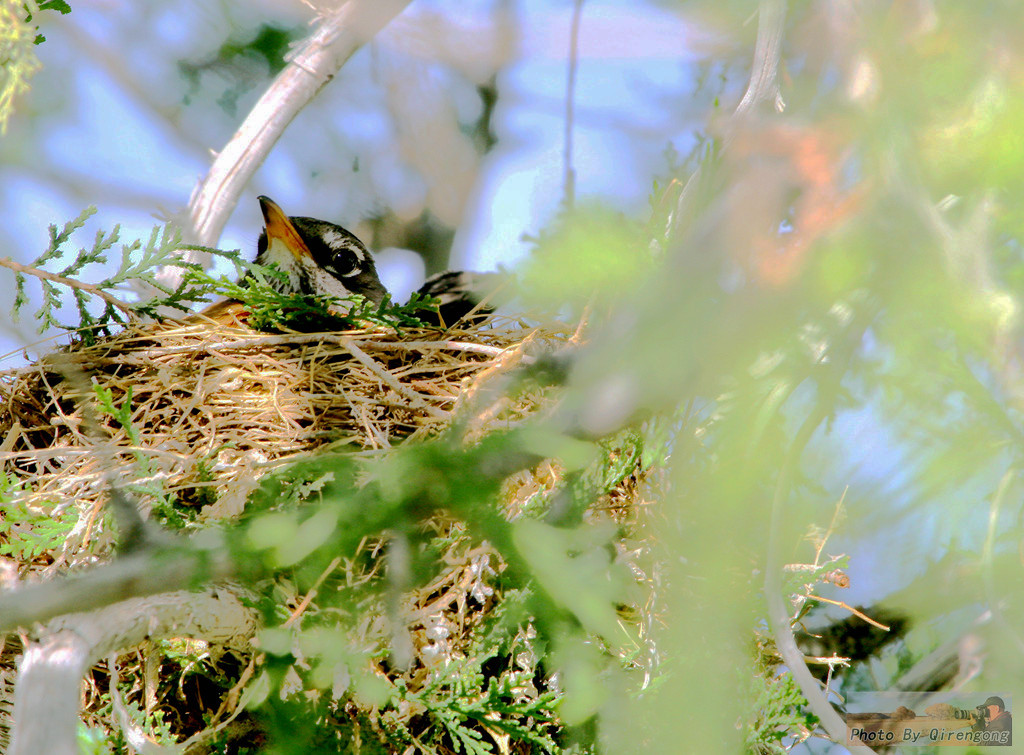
[258,195,312,260]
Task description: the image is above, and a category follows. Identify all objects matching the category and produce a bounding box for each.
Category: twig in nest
[284,556,342,628]
[803,654,851,667]
[562,0,584,209]
[361,339,519,360]
[340,338,450,420]
[805,595,891,632]
[112,332,519,362]
[0,256,136,317]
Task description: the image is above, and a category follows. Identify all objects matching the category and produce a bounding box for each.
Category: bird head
[255,196,387,306]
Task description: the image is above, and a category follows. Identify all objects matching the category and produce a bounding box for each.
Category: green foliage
[365,291,444,330]
[92,383,185,527]
[93,382,139,444]
[77,723,113,755]
[400,668,561,754]
[254,578,563,754]
[109,697,177,750]
[179,258,437,332]
[6,208,440,343]
[514,519,628,645]
[224,424,645,753]
[746,671,817,754]
[24,0,72,45]
[179,23,303,115]
[15,6,1024,751]
[9,207,212,339]
[0,0,42,132]
[519,205,650,310]
[0,475,75,560]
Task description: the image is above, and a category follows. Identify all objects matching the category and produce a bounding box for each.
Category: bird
[416,270,505,327]
[252,196,388,304]
[199,196,387,324]
[200,196,499,329]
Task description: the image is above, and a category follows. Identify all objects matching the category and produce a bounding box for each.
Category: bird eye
[329,251,359,278]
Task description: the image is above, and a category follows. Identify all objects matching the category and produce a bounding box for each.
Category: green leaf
[38,0,72,13]
[513,518,625,644]
[272,505,340,567]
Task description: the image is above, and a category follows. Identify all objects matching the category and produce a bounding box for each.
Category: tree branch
[562,0,584,210]
[763,316,876,752]
[669,0,788,239]
[340,338,451,419]
[107,331,519,361]
[0,547,235,634]
[734,0,787,118]
[9,588,256,755]
[0,255,136,317]
[764,419,873,752]
[167,0,415,290]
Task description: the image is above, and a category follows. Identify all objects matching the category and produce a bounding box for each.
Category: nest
[0,312,652,751]
[0,315,570,560]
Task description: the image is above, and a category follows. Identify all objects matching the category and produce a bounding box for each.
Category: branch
[807,595,892,631]
[669,0,788,238]
[0,546,235,633]
[340,338,451,419]
[562,0,585,210]
[734,0,788,118]
[109,331,519,360]
[9,588,256,755]
[766,493,870,750]
[765,405,873,750]
[168,0,415,290]
[0,255,136,317]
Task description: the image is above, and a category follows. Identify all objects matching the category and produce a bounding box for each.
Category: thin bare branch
[170,0,415,286]
[807,595,892,631]
[340,338,450,419]
[765,408,872,752]
[734,0,788,118]
[99,330,520,361]
[563,0,584,209]
[671,0,788,237]
[0,256,136,316]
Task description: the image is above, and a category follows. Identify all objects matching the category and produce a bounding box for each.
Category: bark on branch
[9,589,257,755]
[0,547,235,634]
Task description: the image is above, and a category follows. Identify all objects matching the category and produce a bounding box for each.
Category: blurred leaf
[178,23,302,115]
[0,2,41,130]
[513,519,626,645]
[520,204,649,309]
[273,505,340,567]
[550,636,614,726]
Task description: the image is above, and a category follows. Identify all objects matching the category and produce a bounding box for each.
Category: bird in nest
[201,196,500,329]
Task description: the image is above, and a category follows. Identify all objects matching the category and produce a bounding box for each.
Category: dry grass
[0,315,569,559]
